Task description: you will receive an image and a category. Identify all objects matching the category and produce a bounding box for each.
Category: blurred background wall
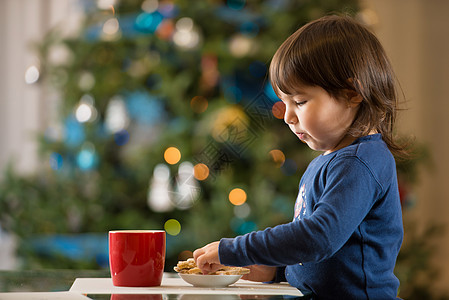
[362,0,449,294]
[0,0,82,174]
[1,0,448,296]
[0,0,80,270]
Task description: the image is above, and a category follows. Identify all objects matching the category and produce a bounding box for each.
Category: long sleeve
[217,134,403,299]
[219,156,382,267]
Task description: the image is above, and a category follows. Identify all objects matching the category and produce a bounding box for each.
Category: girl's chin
[303,141,327,153]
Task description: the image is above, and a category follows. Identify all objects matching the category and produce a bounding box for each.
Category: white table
[70,277,304,297]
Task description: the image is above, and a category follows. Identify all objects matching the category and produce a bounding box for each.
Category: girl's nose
[284,106,298,125]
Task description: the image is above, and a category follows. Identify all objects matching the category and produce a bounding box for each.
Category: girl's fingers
[193,241,221,274]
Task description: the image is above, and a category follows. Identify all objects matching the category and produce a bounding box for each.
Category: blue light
[49,152,63,170]
[230,217,257,235]
[125,90,165,125]
[238,221,257,234]
[29,233,109,268]
[135,11,164,33]
[76,148,98,171]
[114,129,130,146]
[224,85,242,104]
[264,82,281,102]
[64,115,85,147]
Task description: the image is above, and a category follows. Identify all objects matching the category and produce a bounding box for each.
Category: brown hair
[269,15,408,159]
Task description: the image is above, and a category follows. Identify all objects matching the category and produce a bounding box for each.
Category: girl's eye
[295,101,307,106]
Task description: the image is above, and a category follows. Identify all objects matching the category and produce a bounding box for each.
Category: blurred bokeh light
[164,219,181,236]
[229,188,247,206]
[164,147,181,165]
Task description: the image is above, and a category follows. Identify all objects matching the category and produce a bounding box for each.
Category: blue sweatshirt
[219,134,403,299]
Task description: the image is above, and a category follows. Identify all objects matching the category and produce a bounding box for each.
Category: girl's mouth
[296,132,306,141]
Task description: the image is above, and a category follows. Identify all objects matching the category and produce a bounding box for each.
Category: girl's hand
[193,242,277,282]
[193,241,223,274]
[241,265,277,282]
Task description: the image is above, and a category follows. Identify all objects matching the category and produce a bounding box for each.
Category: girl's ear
[345,89,363,108]
[345,78,363,107]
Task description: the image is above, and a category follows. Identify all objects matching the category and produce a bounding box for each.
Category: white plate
[179,273,242,287]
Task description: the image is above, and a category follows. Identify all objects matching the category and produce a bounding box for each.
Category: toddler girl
[194,15,405,299]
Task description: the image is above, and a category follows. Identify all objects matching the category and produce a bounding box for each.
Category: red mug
[109,230,166,287]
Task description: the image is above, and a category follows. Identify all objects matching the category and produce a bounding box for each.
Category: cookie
[215,266,250,275]
[176,258,196,270]
[174,258,250,275]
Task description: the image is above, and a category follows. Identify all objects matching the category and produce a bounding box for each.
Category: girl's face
[279,85,361,155]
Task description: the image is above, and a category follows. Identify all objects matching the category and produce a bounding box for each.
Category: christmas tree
[2,0,363,270]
